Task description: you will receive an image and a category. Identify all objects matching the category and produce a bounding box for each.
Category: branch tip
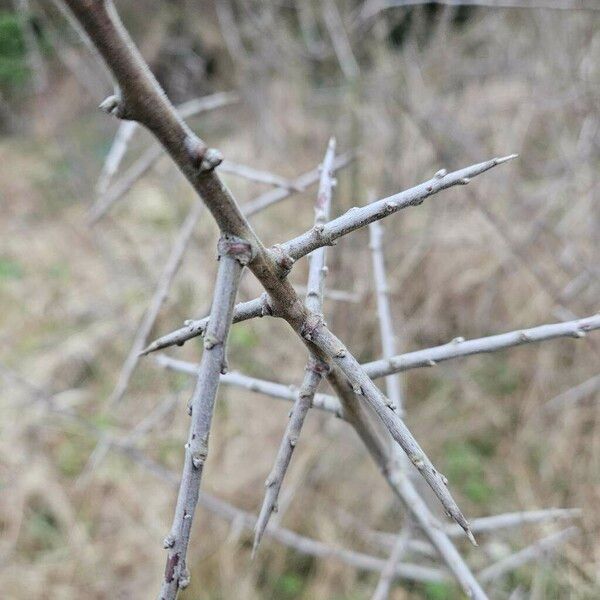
[466,529,478,547]
[495,153,519,165]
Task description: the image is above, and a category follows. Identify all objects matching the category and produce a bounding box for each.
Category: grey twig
[279,155,517,262]
[371,524,412,600]
[363,314,600,379]
[108,200,205,406]
[242,151,355,216]
[159,236,251,598]
[478,527,579,583]
[368,218,404,413]
[219,160,300,190]
[356,0,600,27]
[154,354,344,416]
[141,157,514,356]
[543,373,600,412]
[61,2,516,592]
[323,0,360,80]
[90,92,239,222]
[253,138,337,554]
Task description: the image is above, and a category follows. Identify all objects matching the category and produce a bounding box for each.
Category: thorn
[138,343,155,356]
[459,177,471,185]
[466,529,478,547]
[434,168,447,179]
[495,153,519,165]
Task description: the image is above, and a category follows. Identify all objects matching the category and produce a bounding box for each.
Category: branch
[242,151,355,216]
[308,322,477,543]
[140,151,356,356]
[108,200,205,406]
[478,527,579,583]
[253,138,337,554]
[120,445,448,584]
[363,313,600,379]
[543,372,600,412]
[323,0,360,80]
[66,0,475,562]
[159,236,251,598]
[353,508,581,551]
[154,354,344,416]
[368,219,404,412]
[219,160,300,190]
[279,154,517,263]
[357,0,600,28]
[140,295,272,356]
[90,92,239,222]
[371,524,411,600]
[326,371,488,598]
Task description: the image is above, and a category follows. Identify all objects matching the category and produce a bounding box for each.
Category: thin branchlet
[253,138,337,555]
[364,314,600,379]
[159,235,251,598]
[278,154,518,262]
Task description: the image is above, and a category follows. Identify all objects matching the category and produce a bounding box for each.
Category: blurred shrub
[0,11,29,93]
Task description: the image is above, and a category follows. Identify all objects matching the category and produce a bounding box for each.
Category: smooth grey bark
[253,138,337,554]
[159,236,251,599]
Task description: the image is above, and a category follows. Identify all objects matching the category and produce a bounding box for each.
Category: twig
[219,160,300,190]
[108,200,205,406]
[13,0,48,93]
[363,314,600,379]
[371,508,582,548]
[140,295,272,356]
[478,527,579,583]
[159,236,252,598]
[154,355,344,416]
[356,0,600,27]
[323,0,360,80]
[368,219,404,413]
[96,120,137,196]
[253,138,337,554]
[142,156,514,355]
[279,155,518,263]
[543,373,600,412]
[65,0,487,579]
[90,92,238,222]
[371,524,412,600]
[242,150,356,216]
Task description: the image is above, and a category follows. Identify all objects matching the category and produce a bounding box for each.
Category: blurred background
[0,1,599,598]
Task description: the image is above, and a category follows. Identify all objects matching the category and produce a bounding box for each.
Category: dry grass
[1,3,598,598]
